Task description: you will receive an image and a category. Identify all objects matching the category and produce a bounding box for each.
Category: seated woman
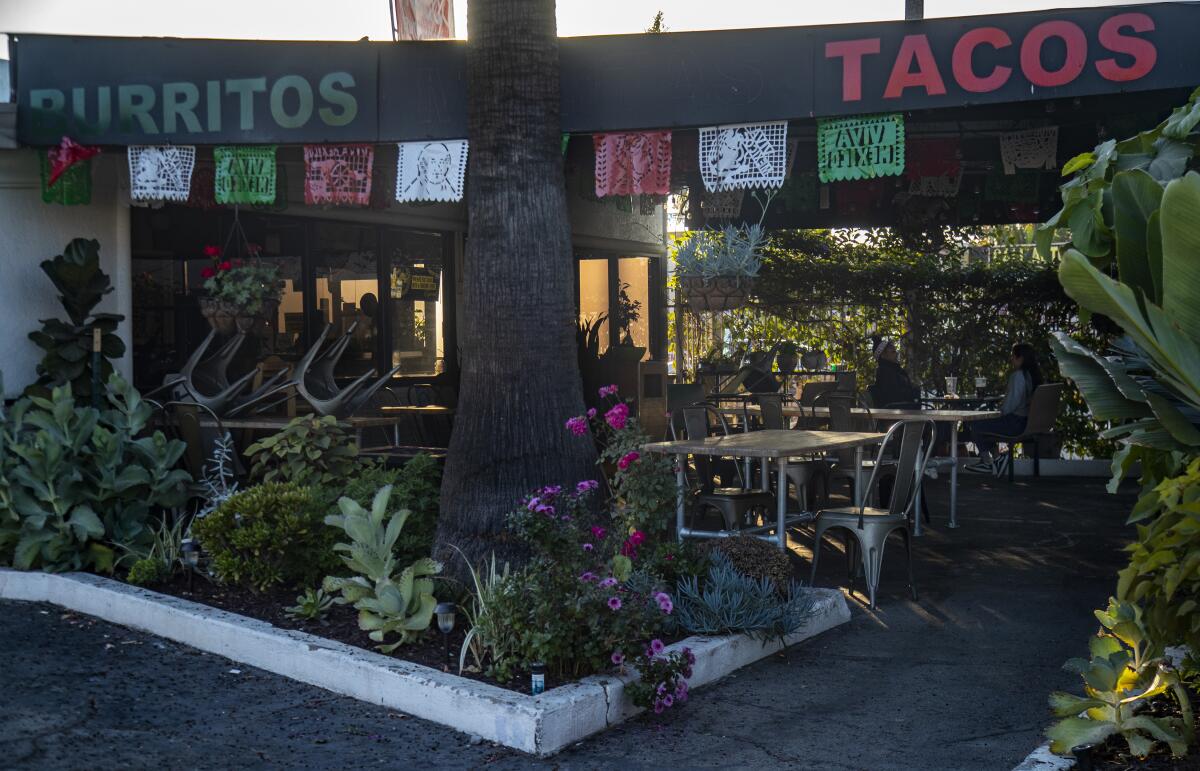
[965,342,1042,476]
[867,337,918,408]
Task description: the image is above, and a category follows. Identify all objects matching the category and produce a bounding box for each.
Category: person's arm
[999,372,1024,415]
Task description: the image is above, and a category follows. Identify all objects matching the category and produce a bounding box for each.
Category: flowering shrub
[200,243,282,315]
[471,484,676,682]
[564,385,677,540]
[625,645,694,714]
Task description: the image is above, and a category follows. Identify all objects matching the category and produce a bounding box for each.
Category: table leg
[949,422,960,528]
[776,456,788,550]
[854,445,864,508]
[761,458,770,493]
[676,453,687,543]
[913,442,925,537]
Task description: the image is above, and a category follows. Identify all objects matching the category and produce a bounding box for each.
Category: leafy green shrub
[0,376,191,573]
[26,238,125,402]
[286,587,335,622]
[706,535,794,594]
[676,552,817,641]
[1047,600,1193,759]
[322,486,441,653]
[335,454,441,567]
[119,516,188,585]
[192,482,337,591]
[246,415,365,487]
[126,557,167,586]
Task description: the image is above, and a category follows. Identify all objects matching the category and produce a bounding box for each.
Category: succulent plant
[286,587,336,622]
[672,224,767,280]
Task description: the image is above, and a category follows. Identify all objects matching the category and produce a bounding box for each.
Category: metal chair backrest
[675,403,737,494]
[859,419,935,524]
[755,393,785,430]
[834,371,857,393]
[799,380,837,406]
[667,382,705,437]
[1024,383,1064,436]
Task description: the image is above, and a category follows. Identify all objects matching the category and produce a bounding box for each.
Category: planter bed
[0,568,849,756]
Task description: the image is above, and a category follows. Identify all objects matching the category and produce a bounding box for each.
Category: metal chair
[810,418,934,609]
[979,383,1065,483]
[752,393,821,512]
[815,392,882,506]
[674,404,775,531]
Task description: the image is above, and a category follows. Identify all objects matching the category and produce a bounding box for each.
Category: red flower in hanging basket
[203,245,221,258]
[246,242,263,257]
[218,261,233,272]
[200,266,216,279]
[234,259,245,268]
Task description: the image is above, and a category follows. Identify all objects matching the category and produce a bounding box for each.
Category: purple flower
[683,665,693,679]
[604,402,629,430]
[579,571,597,582]
[576,479,600,494]
[540,485,562,497]
[560,514,573,522]
[587,408,597,419]
[662,694,674,708]
[675,680,688,700]
[607,596,622,611]
[599,577,618,588]
[526,496,541,511]
[565,416,589,436]
[590,525,607,540]
[617,451,640,470]
[650,639,665,655]
[655,592,674,614]
[653,699,665,714]
[656,682,667,695]
[582,542,594,552]
[684,648,695,666]
[535,503,556,516]
[599,384,619,398]
[611,651,624,665]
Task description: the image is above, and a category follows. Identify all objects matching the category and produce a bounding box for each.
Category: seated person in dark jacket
[868,338,919,408]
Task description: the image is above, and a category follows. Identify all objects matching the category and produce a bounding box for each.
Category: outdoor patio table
[720,404,1000,533]
[642,429,884,551]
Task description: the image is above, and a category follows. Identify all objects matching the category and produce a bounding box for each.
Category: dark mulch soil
[149,574,537,695]
[1090,692,1200,771]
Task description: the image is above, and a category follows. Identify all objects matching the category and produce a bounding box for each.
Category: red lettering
[1020,20,1087,88]
[884,34,947,98]
[951,27,1013,93]
[1096,12,1156,82]
[826,38,882,102]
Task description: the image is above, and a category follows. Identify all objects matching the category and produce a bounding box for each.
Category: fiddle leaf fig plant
[323,485,441,653]
[26,238,125,402]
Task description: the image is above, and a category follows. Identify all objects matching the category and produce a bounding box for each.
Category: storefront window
[578,258,610,353]
[617,257,651,352]
[386,229,445,375]
[312,222,379,378]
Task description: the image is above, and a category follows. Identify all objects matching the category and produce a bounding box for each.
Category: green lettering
[206,80,222,131]
[318,72,357,127]
[270,75,313,129]
[225,77,267,131]
[163,82,202,133]
[29,89,67,137]
[70,86,112,135]
[117,84,159,134]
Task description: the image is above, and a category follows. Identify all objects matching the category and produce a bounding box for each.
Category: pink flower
[599,384,619,398]
[675,681,689,702]
[203,245,221,258]
[655,592,673,614]
[218,260,232,272]
[565,416,589,436]
[650,639,665,655]
[599,577,617,588]
[662,694,674,708]
[582,543,594,552]
[607,596,622,611]
[653,699,665,714]
[611,651,624,665]
[617,451,640,470]
[590,525,607,540]
[587,408,597,419]
[684,648,695,666]
[579,571,597,582]
[200,266,216,279]
[576,480,600,494]
[629,531,645,547]
[604,402,629,430]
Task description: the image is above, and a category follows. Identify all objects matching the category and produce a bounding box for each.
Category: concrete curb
[0,568,849,756]
[1013,742,1074,771]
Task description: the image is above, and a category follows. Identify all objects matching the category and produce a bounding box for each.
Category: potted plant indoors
[673,223,766,313]
[198,243,283,336]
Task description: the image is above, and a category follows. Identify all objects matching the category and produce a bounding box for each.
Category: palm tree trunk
[435,0,597,577]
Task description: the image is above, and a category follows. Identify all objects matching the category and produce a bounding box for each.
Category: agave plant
[323,485,441,653]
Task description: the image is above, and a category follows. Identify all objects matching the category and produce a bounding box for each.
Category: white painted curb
[0,569,849,756]
[1013,741,1074,770]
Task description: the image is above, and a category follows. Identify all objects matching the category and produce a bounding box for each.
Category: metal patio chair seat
[977,383,1065,483]
[810,418,934,609]
[675,404,774,531]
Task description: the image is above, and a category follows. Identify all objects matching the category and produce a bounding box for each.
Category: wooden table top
[721,404,1000,422]
[380,405,456,415]
[643,429,885,458]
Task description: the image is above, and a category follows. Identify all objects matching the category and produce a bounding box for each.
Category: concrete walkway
[0,475,1133,769]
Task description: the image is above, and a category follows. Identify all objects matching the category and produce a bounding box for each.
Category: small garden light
[181,538,200,591]
[435,602,456,667]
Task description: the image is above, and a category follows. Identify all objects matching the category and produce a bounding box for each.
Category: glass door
[384,229,446,376]
[310,221,380,377]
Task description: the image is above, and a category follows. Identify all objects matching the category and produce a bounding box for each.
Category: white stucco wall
[0,149,131,398]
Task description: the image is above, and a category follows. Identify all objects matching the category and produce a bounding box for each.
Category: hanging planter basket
[680,275,754,313]
[199,296,279,338]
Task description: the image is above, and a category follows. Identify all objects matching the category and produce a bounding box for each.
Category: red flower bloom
[200,266,216,279]
[218,261,233,272]
[203,245,221,258]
